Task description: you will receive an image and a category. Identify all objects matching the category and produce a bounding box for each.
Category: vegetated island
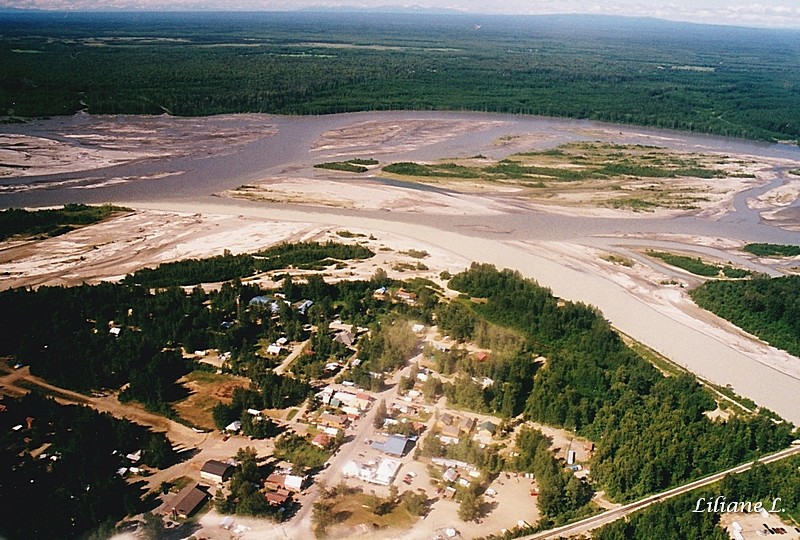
[380,142,756,213]
[646,250,751,278]
[743,243,800,258]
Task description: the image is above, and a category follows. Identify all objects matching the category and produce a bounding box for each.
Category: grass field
[328,492,417,533]
[172,370,251,430]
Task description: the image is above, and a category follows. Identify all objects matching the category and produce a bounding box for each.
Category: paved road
[520,445,800,540]
[281,364,412,537]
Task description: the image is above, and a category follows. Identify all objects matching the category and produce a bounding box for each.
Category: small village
[140,281,597,540]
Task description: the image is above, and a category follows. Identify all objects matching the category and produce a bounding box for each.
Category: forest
[0,247,434,420]
[0,204,129,241]
[593,455,800,539]
[1,11,799,142]
[690,275,800,357]
[123,241,374,287]
[0,392,177,540]
[438,264,794,502]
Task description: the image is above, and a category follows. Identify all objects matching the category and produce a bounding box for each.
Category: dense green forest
[594,455,800,539]
[0,204,129,241]
[0,392,177,540]
[1,12,799,142]
[124,241,374,287]
[593,491,729,540]
[438,264,794,502]
[690,275,800,357]
[0,253,430,417]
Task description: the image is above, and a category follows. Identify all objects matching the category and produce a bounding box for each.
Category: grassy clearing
[330,492,417,532]
[172,370,251,430]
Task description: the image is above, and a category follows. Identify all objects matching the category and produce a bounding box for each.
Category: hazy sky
[4,1,800,29]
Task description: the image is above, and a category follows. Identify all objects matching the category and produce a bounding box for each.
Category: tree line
[439,263,795,503]
[2,12,799,143]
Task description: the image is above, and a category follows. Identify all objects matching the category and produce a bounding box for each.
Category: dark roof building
[200,460,233,483]
[163,483,208,519]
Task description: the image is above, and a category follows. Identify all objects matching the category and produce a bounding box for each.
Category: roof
[443,467,459,483]
[372,435,414,457]
[168,484,208,517]
[201,460,232,477]
[266,473,285,485]
[478,421,497,434]
[285,475,304,490]
[265,491,290,506]
[334,331,354,346]
[312,433,331,447]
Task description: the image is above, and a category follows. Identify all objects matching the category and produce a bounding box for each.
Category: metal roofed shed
[371,435,415,457]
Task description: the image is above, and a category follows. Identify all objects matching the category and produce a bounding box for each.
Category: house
[200,460,233,484]
[265,474,306,493]
[312,433,331,449]
[395,289,417,305]
[265,489,291,507]
[475,351,489,362]
[412,323,426,334]
[163,483,208,519]
[333,330,354,347]
[443,468,460,483]
[458,417,476,434]
[439,413,454,426]
[266,343,284,356]
[296,300,314,315]
[342,459,401,486]
[477,421,497,437]
[371,435,415,457]
[373,287,387,300]
[276,337,289,346]
[354,392,373,410]
[440,423,461,439]
[317,412,347,429]
[225,420,242,433]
